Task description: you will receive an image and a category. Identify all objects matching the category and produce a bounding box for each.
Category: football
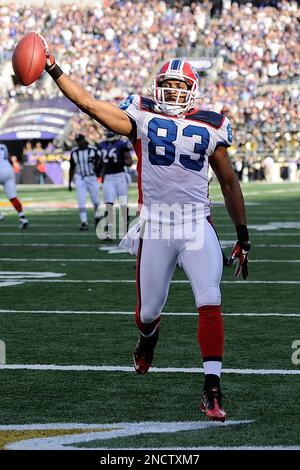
[12,32,46,86]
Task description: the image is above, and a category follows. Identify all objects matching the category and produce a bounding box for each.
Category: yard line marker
[0,310,299,317]
[0,258,134,262]
[231,258,300,263]
[219,233,300,237]
[0,232,97,236]
[0,364,299,375]
[5,279,299,284]
[1,258,300,263]
[221,243,300,248]
[1,243,300,248]
[0,271,64,278]
[4,421,255,451]
[0,243,102,247]
[1,231,300,237]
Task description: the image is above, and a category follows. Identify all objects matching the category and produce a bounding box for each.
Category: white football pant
[74,173,100,223]
[103,172,128,205]
[137,218,223,325]
[0,163,17,199]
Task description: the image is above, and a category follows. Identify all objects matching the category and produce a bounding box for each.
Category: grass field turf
[0,182,299,450]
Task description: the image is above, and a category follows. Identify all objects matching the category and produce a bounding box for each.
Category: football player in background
[38,36,251,422]
[69,134,102,231]
[97,129,132,240]
[0,142,28,229]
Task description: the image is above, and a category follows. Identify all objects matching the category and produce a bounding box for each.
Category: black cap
[75,134,85,142]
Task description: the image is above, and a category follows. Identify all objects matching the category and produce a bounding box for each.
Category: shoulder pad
[140,96,156,112]
[188,110,225,128]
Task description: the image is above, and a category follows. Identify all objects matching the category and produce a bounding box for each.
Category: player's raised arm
[38,34,133,137]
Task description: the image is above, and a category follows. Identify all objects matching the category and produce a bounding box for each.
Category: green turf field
[0,182,299,450]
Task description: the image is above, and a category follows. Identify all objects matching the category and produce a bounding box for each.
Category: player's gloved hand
[36,33,55,70]
[228,225,251,280]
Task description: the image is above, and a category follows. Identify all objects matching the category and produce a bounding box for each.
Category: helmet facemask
[152,67,200,116]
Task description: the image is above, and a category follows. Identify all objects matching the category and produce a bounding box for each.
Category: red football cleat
[200,386,227,422]
[133,329,159,375]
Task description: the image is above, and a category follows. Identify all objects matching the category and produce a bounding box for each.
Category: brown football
[12,32,46,86]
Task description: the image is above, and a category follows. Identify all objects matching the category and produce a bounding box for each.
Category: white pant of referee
[74,173,100,224]
[103,172,129,238]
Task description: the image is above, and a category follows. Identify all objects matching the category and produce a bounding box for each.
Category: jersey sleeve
[215,117,233,150]
[119,94,142,123]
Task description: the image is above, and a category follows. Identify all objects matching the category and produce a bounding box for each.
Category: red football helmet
[152,59,200,115]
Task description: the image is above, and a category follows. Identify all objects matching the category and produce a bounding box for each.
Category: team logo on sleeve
[227,123,233,144]
[119,95,134,110]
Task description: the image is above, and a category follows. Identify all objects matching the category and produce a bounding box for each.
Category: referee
[69,134,101,230]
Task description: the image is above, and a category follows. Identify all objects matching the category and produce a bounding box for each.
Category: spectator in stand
[0,0,298,164]
[10,155,22,184]
[36,156,47,184]
[0,142,28,228]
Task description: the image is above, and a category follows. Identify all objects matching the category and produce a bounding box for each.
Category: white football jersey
[0,143,12,175]
[120,94,232,222]
[0,143,9,164]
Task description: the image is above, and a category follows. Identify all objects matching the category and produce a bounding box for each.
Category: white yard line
[0,364,299,374]
[0,232,96,236]
[0,258,300,263]
[2,243,300,248]
[0,243,101,247]
[228,258,299,263]
[1,232,300,237]
[0,258,134,262]
[0,310,299,317]
[219,233,300,237]
[2,279,297,284]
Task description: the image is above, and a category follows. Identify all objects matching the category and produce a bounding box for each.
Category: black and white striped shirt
[70,145,101,177]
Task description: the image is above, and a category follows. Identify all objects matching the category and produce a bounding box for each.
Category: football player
[69,134,102,231]
[37,36,251,422]
[0,142,28,229]
[97,129,132,239]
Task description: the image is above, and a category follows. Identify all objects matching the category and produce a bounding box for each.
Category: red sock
[198,305,224,360]
[10,197,23,213]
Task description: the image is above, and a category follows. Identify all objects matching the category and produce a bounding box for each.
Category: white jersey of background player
[40,37,251,422]
[0,142,28,228]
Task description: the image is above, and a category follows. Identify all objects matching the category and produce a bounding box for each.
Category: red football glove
[228,240,251,280]
[36,33,55,70]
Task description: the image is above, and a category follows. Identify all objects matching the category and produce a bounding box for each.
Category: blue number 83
[147,117,210,171]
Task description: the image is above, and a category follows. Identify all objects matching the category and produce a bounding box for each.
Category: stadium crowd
[0,0,299,178]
